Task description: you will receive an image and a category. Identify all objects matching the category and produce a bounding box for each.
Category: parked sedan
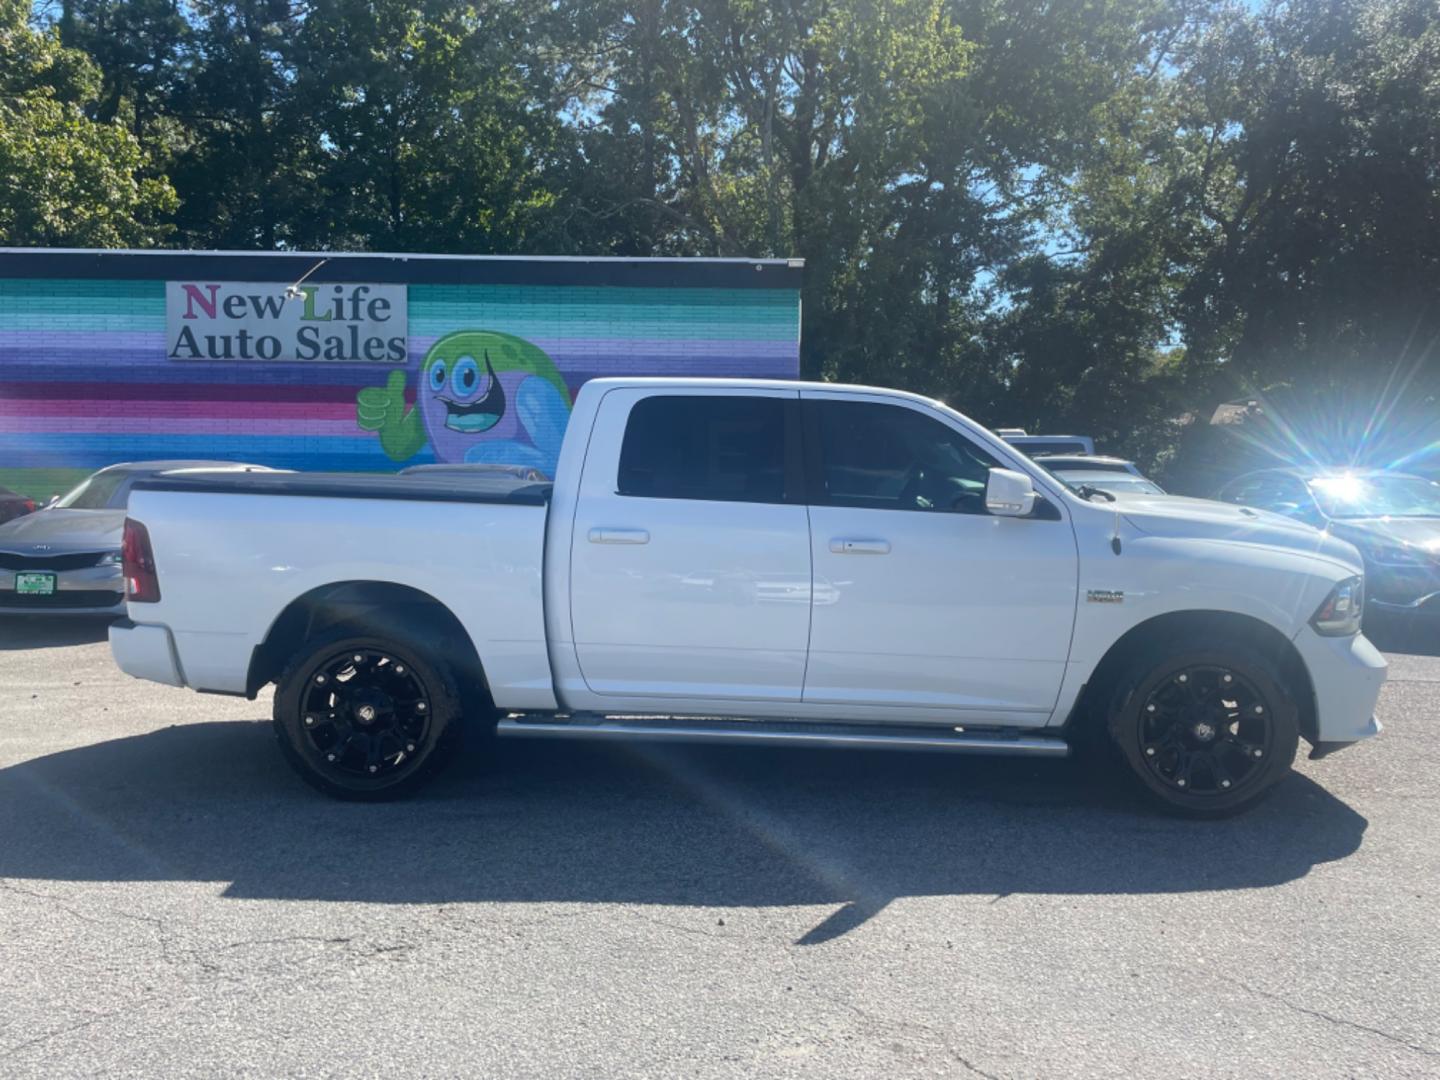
[1035,455,1166,496]
[0,485,37,525]
[0,460,276,617]
[1216,468,1440,621]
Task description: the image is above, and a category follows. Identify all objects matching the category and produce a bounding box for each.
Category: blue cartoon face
[426,352,506,435]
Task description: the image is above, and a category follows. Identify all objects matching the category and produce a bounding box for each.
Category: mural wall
[0,254,802,494]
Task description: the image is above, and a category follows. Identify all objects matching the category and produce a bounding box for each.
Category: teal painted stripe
[0,280,801,340]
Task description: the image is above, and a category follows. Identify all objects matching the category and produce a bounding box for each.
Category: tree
[0,0,175,245]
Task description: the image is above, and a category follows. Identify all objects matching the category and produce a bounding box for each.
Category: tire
[272,629,467,800]
[1103,640,1300,818]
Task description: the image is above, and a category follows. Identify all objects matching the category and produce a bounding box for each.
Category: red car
[0,485,36,525]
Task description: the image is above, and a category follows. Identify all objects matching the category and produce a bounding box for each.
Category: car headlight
[1311,575,1365,636]
[1363,541,1426,567]
[98,551,123,566]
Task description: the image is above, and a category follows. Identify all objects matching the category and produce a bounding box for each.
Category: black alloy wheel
[1136,664,1273,797]
[1107,643,1300,818]
[273,632,464,800]
[299,648,432,781]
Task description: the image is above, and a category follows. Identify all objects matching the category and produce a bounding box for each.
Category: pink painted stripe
[4,415,367,436]
[0,397,360,421]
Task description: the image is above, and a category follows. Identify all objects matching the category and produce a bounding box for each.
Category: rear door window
[617,395,793,504]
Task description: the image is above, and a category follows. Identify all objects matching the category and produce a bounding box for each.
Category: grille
[0,589,124,609]
[0,551,109,571]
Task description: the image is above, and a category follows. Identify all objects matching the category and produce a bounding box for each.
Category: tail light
[23,498,35,513]
[121,518,161,602]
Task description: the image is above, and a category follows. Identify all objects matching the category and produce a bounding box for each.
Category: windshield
[54,470,129,510]
[1307,474,1440,519]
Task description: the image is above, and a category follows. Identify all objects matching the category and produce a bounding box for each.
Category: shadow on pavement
[0,616,114,651]
[0,720,1368,943]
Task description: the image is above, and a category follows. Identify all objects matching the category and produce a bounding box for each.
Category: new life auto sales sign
[166,282,408,362]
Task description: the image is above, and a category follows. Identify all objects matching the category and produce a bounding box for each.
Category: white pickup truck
[110,378,1386,815]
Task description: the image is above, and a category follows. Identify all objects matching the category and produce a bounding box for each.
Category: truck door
[800,391,1078,720]
[568,387,812,702]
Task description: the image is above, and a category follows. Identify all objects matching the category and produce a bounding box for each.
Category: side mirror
[986,468,1037,517]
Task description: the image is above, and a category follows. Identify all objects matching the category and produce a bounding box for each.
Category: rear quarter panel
[126,489,553,707]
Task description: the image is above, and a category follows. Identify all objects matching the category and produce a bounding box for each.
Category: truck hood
[0,508,125,554]
[1117,495,1362,573]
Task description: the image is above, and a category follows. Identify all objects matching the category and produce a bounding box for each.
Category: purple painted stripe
[0,337,797,364]
[0,397,358,420]
[0,355,798,388]
[6,415,366,436]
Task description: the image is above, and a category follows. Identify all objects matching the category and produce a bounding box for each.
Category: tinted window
[618,395,789,503]
[810,400,1000,513]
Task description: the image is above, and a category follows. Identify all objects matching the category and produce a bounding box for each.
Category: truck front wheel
[1106,642,1301,818]
[272,630,464,800]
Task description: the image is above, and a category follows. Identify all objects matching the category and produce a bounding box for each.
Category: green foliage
[0,0,175,245]
[9,0,1440,476]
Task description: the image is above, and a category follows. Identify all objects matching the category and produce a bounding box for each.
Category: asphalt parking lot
[1,619,1438,1079]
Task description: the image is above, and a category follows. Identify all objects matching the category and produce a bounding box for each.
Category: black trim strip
[132,472,552,506]
[0,250,803,290]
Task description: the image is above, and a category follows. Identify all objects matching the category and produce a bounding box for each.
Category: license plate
[15,572,56,595]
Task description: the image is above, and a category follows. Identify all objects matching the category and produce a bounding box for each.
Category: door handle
[829,538,890,555]
[588,527,650,545]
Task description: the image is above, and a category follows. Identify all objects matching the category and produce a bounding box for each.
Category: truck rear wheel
[272,630,464,800]
[1105,642,1300,818]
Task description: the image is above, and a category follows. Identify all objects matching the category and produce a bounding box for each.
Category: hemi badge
[1087,589,1124,604]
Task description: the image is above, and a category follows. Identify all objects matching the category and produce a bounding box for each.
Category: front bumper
[0,563,124,616]
[1290,627,1387,755]
[109,618,186,687]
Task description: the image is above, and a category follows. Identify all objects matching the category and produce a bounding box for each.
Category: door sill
[496,713,1069,757]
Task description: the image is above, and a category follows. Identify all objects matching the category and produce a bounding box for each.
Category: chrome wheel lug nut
[326,753,336,762]
[353,654,363,663]
[368,765,378,774]
[1223,674,1232,683]
[406,743,416,752]
[416,702,427,712]
[1221,780,1231,789]
[1146,704,1156,713]
[304,716,314,726]
[1176,779,1186,787]
[395,665,405,675]
[314,674,326,685]
[1253,749,1263,758]
[1145,747,1155,756]
[1254,705,1264,714]
[1178,674,1188,683]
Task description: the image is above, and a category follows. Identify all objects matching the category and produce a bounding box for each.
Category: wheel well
[246,581,490,707]
[1069,611,1318,745]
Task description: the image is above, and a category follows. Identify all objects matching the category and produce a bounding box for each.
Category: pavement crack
[1235,981,1439,1059]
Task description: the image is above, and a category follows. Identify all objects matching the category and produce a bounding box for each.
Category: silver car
[0,461,276,617]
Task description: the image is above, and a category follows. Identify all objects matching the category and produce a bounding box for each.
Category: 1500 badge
[1087,589,1124,603]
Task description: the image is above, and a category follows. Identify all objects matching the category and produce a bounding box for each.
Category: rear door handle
[588,527,650,545]
[829,538,890,555]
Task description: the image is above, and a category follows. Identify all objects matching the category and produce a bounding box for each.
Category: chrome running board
[495,714,1069,757]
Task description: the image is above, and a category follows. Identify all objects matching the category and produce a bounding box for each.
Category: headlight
[98,551,123,566]
[1311,575,1365,636]
[1364,542,1425,567]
